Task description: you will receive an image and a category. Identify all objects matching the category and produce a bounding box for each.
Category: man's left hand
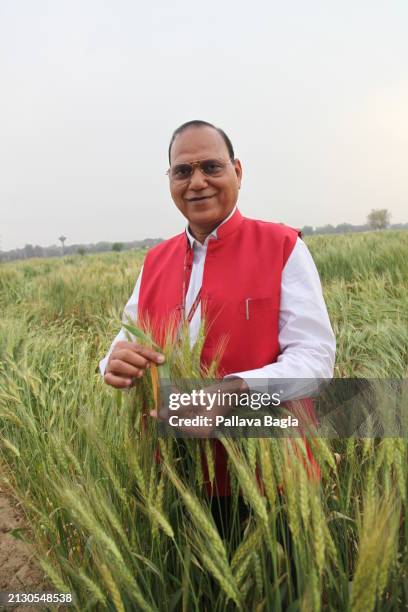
[150,378,249,437]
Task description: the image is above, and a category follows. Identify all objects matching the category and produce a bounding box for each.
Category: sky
[1,0,407,251]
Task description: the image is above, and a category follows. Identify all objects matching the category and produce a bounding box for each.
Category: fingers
[104,355,146,389]
[103,341,165,389]
[113,341,165,365]
[137,345,166,364]
[107,357,146,378]
[104,372,133,389]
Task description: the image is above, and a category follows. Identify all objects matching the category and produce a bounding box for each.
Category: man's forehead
[170,126,229,163]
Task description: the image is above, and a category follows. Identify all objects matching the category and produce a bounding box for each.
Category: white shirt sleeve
[101,239,336,398]
[226,238,336,397]
[98,266,144,376]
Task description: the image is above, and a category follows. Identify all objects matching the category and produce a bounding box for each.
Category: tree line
[301,221,408,236]
[1,209,406,263]
[302,208,407,235]
[0,238,162,263]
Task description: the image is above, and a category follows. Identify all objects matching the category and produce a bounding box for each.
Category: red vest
[138,209,319,494]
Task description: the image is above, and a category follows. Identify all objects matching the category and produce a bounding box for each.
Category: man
[100,119,336,495]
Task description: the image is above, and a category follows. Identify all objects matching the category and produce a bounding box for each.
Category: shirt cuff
[223,371,269,394]
[99,356,109,377]
[224,371,324,400]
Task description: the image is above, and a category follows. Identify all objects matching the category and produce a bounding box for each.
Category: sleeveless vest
[138,209,319,494]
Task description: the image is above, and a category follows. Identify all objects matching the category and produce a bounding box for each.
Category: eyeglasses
[166,158,232,182]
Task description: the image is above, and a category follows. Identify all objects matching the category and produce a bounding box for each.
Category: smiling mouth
[186,194,216,202]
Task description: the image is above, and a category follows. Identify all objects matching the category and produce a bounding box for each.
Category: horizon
[2,1,408,251]
[2,216,407,256]
[3,215,408,252]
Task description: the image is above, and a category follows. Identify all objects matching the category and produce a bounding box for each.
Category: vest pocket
[238,297,277,320]
[202,297,280,372]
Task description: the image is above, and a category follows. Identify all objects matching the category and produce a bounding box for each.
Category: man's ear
[234,159,243,188]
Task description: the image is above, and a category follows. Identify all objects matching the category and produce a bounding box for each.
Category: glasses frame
[166,158,233,182]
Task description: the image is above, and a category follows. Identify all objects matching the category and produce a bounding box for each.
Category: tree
[112,242,123,252]
[33,245,44,257]
[335,223,354,234]
[24,244,35,259]
[58,235,67,255]
[315,224,336,235]
[77,246,86,256]
[367,209,391,231]
[301,225,314,236]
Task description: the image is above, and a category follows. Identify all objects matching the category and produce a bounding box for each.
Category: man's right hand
[104,341,165,389]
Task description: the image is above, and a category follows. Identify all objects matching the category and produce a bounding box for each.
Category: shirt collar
[185,205,237,248]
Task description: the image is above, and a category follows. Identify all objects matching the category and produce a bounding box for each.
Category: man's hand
[150,378,249,437]
[104,341,165,389]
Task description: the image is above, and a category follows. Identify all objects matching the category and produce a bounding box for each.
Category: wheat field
[1,230,408,611]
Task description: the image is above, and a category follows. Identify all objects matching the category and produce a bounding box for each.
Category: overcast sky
[1,1,407,251]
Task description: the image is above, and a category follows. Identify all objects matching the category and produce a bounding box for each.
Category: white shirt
[100,209,336,397]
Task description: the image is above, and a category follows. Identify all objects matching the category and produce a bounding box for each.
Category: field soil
[0,483,47,611]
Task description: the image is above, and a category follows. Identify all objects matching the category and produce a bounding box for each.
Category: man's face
[168,126,242,236]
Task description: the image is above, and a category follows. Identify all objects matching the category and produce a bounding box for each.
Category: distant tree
[315,224,336,235]
[367,209,391,230]
[58,235,67,255]
[335,223,354,234]
[95,242,111,252]
[24,244,35,259]
[112,242,123,252]
[301,225,314,236]
[77,246,86,256]
[391,222,408,230]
